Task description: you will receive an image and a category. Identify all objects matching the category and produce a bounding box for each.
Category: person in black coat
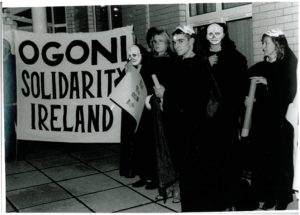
[153,25,213,211]
[118,44,153,181]
[246,29,297,210]
[198,22,249,210]
[145,29,179,201]
[120,44,159,190]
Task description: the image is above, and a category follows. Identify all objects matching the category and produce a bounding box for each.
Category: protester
[146,29,178,201]
[121,44,159,190]
[3,39,17,161]
[146,27,158,53]
[200,22,249,210]
[153,25,213,211]
[246,29,297,210]
[118,45,142,178]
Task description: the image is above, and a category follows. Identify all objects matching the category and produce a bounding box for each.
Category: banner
[15,26,133,143]
[110,66,148,131]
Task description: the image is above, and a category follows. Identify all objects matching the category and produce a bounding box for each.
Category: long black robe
[204,47,248,210]
[248,49,297,205]
[148,56,177,199]
[162,55,213,211]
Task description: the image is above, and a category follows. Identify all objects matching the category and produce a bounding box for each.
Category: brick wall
[122,5,148,47]
[87,6,95,32]
[122,4,185,48]
[149,4,186,35]
[65,7,75,33]
[65,6,93,33]
[252,2,298,63]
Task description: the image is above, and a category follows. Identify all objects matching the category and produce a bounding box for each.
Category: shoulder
[224,48,246,61]
[248,61,266,76]
[283,49,298,67]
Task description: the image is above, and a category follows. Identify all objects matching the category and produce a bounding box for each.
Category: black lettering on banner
[102,105,113,132]
[63,105,73,131]
[38,104,49,130]
[58,72,69,98]
[114,67,125,87]
[31,72,40,98]
[42,42,64,66]
[66,40,89,64]
[50,105,61,131]
[21,35,127,135]
[41,73,51,99]
[75,105,85,132]
[97,70,102,98]
[31,103,36,129]
[105,69,115,96]
[21,70,30,97]
[30,104,115,132]
[91,38,117,65]
[120,35,127,62]
[88,105,100,132]
[70,72,80,99]
[82,71,95,99]
[51,72,57,99]
[116,67,124,77]
[19,40,39,65]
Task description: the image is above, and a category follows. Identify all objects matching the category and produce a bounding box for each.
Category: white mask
[206,24,225,45]
[128,45,142,66]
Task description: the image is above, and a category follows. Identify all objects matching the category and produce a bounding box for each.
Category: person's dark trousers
[119,111,136,178]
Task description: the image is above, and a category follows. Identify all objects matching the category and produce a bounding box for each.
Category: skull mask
[128,45,142,66]
[206,23,225,46]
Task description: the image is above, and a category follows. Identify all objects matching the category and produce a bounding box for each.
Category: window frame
[93,5,123,31]
[186,3,252,27]
[48,7,67,33]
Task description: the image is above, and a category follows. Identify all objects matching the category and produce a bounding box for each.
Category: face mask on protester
[128,45,142,66]
[206,23,225,46]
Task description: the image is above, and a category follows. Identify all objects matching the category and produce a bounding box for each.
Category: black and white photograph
[1,0,299,213]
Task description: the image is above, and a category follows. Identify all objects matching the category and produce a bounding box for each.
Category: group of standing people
[119,22,298,212]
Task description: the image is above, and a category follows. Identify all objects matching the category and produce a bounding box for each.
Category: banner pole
[32,7,47,33]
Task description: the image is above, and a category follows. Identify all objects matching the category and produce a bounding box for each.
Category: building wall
[65,3,298,62]
[149,4,186,36]
[65,6,94,33]
[122,5,148,47]
[252,2,298,63]
[87,6,95,32]
[65,6,75,33]
[122,4,184,48]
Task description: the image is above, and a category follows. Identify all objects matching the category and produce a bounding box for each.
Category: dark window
[189,3,216,16]
[46,7,52,23]
[111,6,122,29]
[54,7,66,24]
[46,6,67,33]
[95,6,109,31]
